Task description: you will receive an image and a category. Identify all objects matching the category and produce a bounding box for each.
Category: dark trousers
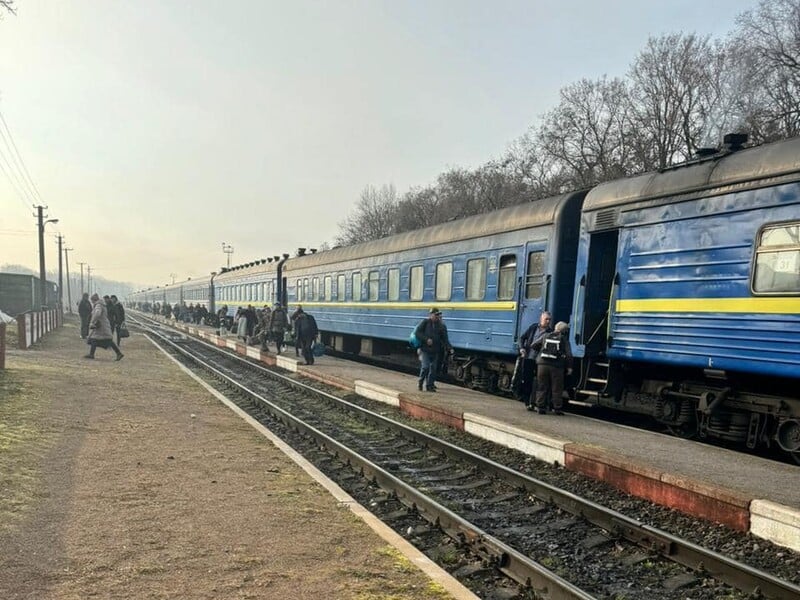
[88,338,122,358]
[80,315,90,338]
[272,330,286,353]
[535,363,564,411]
[298,337,314,364]
[520,359,536,404]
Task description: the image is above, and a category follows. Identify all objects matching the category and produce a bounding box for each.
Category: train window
[436,262,452,301]
[337,274,346,301]
[753,223,800,294]
[466,258,487,301]
[296,278,303,301]
[352,272,362,301]
[525,252,545,299]
[312,277,319,301]
[262,283,268,302]
[368,271,379,301]
[498,255,517,300]
[324,275,332,301]
[388,268,400,301]
[409,266,423,301]
[304,279,310,301]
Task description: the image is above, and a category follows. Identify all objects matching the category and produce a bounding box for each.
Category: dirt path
[0,317,457,599]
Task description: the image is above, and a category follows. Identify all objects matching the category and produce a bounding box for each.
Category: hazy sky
[1,0,756,287]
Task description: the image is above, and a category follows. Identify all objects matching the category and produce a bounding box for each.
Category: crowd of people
[77,292,126,361]
[123,299,572,411]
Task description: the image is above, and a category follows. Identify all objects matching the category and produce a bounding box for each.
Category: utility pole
[77,262,86,296]
[35,206,59,308]
[64,247,74,313]
[87,265,92,295]
[56,234,64,312]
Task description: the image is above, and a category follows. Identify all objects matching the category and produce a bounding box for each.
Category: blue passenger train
[128,135,800,460]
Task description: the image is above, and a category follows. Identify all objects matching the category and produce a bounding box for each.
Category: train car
[163,280,184,308]
[282,191,586,392]
[182,274,214,315]
[214,258,282,318]
[570,135,800,460]
[126,286,165,309]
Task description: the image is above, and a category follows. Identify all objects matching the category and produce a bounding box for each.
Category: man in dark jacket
[109,295,126,345]
[293,307,319,364]
[414,307,452,392]
[518,311,552,409]
[77,293,92,339]
[269,302,289,354]
[534,321,573,415]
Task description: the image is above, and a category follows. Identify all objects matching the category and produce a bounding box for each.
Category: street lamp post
[221,242,234,268]
[36,206,59,309]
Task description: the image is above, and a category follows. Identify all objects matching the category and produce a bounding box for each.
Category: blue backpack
[408,330,422,349]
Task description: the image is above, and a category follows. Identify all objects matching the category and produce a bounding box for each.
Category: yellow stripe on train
[616,297,800,314]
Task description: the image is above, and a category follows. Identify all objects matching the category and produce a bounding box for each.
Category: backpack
[539,332,564,361]
[408,330,422,349]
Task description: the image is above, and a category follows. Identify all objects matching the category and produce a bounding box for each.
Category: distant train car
[182,274,214,314]
[282,191,586,392]
[213,258,282,318]
[571,135,800,458]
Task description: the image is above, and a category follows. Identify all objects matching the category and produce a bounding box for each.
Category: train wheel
[667,420,698,439]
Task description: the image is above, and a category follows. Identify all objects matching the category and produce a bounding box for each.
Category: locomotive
[129,134,800,461]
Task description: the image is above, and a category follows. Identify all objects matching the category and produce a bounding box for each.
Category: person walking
[269,302,289,354]
[414,307,452,392]
[77,292,92,339]
[293,307,319,364]
[84,293,124,361]
[519,311,553,410]
[534,321,573,415]
[109,295,126,346]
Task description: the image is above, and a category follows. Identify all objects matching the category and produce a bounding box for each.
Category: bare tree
[536,76,634,188]
[733,0,800,141]
[335,184,399,246]
[628,33,723,168]
[0,1,15,17]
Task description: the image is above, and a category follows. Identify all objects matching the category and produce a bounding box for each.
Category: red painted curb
[565,447,751,531]
[398,395,465,431]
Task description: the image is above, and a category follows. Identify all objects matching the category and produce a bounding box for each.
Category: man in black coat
[518,311,553,409]
[414,307,452,392]
[77,293,92,339]
[109,295,126,345]
[293,307,319,364]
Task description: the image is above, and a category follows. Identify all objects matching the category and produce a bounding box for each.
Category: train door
[516,242,548,338]
[580,230,619,356]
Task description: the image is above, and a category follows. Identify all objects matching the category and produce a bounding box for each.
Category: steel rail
[134,314,800,600]
[136,318,596,600]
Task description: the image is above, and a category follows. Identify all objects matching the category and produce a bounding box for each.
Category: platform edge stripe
[463,413,568,466]
[275,355,298,372]
[146,338,479,600]
[750,500,800,553]
[660,472,751,508]
[245,346,261,360]
[354,380,401,407]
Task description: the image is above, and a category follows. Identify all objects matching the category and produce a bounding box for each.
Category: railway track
[131,314,800,600]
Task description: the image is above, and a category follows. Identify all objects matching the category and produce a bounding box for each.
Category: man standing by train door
[415,307,452,392]
[519,311,552,410]
[535,321,573,415]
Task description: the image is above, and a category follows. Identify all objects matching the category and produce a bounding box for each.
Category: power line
[0,108,43,204]
[0,152,35,215]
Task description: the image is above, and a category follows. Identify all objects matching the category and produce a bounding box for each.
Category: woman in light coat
[85,293,124,361]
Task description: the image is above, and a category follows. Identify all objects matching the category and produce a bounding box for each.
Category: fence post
[0,322,6,369]
[17,314,28,350]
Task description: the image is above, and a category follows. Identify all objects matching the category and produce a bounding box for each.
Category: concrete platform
[157,315,800,553]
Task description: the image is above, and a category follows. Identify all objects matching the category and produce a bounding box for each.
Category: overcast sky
[0,0,756,287]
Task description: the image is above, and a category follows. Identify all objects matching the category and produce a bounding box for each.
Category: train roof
[214,259,279,283]
[286,190,585,270]
[584,135,800,213]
